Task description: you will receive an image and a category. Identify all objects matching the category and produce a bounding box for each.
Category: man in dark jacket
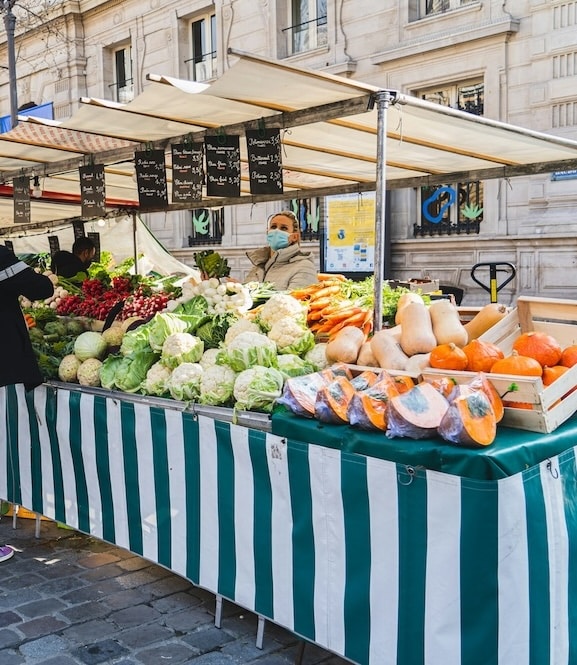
[51,236,96,280]
[0,244,54,562]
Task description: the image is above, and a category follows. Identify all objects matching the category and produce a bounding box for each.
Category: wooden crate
[424,296,577,433]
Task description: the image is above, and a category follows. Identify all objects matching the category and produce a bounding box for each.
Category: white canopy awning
[1,51,577,229]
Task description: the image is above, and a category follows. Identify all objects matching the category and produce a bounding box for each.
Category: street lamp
[1,0,18,129]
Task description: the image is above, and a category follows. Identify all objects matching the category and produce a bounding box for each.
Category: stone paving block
[162,605,216,632]
[115,569,162,589]
[61,618,116,644]
[61,578,122,604]
[117,556,155,572]
[72,638,129,665]
[0,610,22,628]
[60,600,109,622]
[78,552,123,568]
[79,563,127,582]
[18,615,70,639]
[1,573,45,590]
[151,590,203,613]
[116,621,175,648]
[38,576,87,596]
[181,652,238,665]
[181,625,235,653]
[0,650,24,665]
[17,597,67,618]
[0,587,42,609]
[108,603,162,629]
[36,561,84,580]
[135,641,197,665]
[100,587,154,611]
[221,635,285,662]
[0,628,20,650]
[19,634,70,659]
[34,657,80,665]
[145,574,192,597]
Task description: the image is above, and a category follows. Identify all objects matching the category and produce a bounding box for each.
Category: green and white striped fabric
[2,384,577,664]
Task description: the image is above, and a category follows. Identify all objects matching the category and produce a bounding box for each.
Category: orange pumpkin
[490,350,543,377]
[542,365,570,386]
[462,339,504,372]
[512,331,562,368]
[429,343,468,371]
[393,375,415,393]
[560,345,577,368]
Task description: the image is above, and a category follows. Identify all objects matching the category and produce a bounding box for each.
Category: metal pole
[2,0,18,129]
[132,210,139,274]
[373,90,394,332]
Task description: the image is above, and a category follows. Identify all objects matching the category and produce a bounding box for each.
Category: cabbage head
[99,354,124,390]
[167,362,204,401]
[120,325,152,356]
[147,312,189,352]
[233,366,285,413]
[114,350,159,393]
[73,331,108,362]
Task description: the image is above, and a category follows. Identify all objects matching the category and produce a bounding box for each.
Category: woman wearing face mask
[245,211,317,290]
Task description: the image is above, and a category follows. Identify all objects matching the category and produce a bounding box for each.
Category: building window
[552,102,577,128]
[185,13,217,82]
[420,0,476,18]
[283,0,327,56]
[414,81,484,237]
[109,46,133,103]
[188,208,224,246]
[289,197,322,241]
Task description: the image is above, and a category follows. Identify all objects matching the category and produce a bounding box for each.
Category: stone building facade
[1,0,576,304]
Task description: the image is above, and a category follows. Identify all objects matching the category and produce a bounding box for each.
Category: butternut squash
[404,352,432,375]
[429,299,468,347]
[370,330,409,370]
[394,292,425,325]
[357,341,379,368]
[326,326,365,364]
[464,303,510,342]
[398,301,437,356]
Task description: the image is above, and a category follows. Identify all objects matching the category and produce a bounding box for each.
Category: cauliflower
[304,343,330,371]
[224,318,261,345]
[58,354,82,383]
[233,366,285,413]
[142,361,172,397]
[161,332,204,369]
[199,365,237,406]
[199,348,221,370]
[77,358,103,387]
[267,317,315,356]
[217,330,277,372]
[256,293,307,331]
[167,362,204,401]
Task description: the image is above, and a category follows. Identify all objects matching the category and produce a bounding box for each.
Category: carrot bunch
[24,313,36,329]
[290,274,373,339]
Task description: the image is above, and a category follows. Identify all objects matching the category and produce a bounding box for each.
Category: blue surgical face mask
[267,229,291,251]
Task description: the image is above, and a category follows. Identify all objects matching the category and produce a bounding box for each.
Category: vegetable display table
[1,383,576,665]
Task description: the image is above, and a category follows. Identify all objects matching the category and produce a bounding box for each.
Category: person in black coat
[0,244,54,390]
[51,236,96,280]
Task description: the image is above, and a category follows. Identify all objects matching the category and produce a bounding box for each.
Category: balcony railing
[283,16,328,55]
[185,53,216,82]
[108,79,134,103]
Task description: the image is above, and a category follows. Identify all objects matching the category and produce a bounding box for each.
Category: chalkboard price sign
[171,143,204,202]
[205,135,241,198]
[48,236,60,257]
[79,164,106,218]
[13,176,31,224]
[87,231,101,264]
[135,149,169,209]
[246,129,283,195]
[72,220,86,239]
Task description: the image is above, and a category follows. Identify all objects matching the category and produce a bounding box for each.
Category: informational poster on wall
[324,192,375,272]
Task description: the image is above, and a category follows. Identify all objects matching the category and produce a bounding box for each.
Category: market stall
[2,381,577,665]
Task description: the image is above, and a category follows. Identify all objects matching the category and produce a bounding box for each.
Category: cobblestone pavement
[0,516,349,665]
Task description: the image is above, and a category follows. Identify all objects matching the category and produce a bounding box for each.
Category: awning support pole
[373,90,394,332]
[132,211,138,275]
